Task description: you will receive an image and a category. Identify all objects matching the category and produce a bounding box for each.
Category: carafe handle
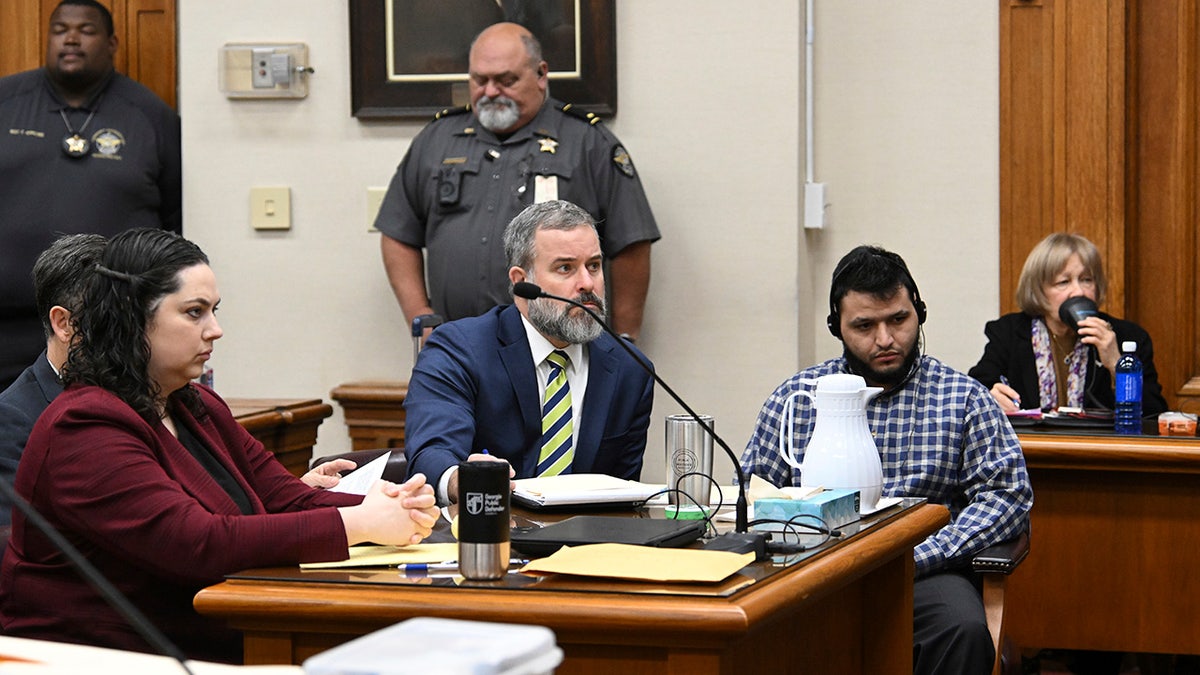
[779,389,815,470]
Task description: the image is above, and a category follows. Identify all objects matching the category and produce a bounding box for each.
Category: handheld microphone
[513,281,764,555]
[0,478,195,674]
[1058,296,1099,330]
[1057,297,1110,410]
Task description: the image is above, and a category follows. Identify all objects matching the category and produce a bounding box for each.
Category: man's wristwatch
[619,333,636,343]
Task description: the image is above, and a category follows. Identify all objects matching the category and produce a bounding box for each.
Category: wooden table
[1007,431,1200,654]
[328,381,408,452]
[228,398,333,478]
[195,502,948,674]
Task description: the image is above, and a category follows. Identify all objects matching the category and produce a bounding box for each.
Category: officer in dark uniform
[0,0,181,390]
[376,22,659,341]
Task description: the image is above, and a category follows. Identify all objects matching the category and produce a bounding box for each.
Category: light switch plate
[366,186,387,232]
[251,186,291,230]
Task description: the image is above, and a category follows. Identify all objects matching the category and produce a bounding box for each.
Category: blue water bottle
[1114,341,1142,435]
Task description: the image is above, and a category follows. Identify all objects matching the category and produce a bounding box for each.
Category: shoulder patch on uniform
[612,145,635,177]
[433,105,472,121]
[557,102,603,126]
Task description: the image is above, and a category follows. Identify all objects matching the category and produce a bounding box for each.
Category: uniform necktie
[536,350,574,476]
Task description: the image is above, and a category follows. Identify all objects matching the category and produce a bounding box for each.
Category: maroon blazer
[0,384,362,662]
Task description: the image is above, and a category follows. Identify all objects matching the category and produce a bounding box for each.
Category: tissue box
[753,488,861,531]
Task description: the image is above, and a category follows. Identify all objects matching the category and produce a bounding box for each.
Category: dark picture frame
[349,1,616,120]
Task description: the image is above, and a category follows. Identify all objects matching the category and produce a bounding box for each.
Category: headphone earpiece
[826,313,841,339]
[913,297,928,325]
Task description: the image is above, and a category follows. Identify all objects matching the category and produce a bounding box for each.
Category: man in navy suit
[404,200,655,504]
[0,233,106,526]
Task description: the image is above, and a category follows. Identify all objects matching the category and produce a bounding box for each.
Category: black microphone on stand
[512,281,766,557]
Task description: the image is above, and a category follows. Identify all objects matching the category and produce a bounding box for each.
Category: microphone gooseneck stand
[512,281,767,557]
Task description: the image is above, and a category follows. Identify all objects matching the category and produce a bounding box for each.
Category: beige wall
[178,0,997,484]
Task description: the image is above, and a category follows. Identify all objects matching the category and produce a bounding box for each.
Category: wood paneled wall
[0,0,176,109]
[1128,1,1200,414]
[1001,0,1200,412]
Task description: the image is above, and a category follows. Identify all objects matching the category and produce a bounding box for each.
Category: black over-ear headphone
[826,249,928,339]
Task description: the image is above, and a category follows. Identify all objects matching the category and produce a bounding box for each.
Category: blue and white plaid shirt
[741,355,1033,577]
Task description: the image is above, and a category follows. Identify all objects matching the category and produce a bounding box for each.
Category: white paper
[327,452,390,495]
[512,474,663,507]
[0,635,300,674]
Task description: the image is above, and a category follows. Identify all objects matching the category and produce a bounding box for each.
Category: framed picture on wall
[349,0,616,119]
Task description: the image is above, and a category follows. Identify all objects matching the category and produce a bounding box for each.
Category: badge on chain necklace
[59,106,98,159]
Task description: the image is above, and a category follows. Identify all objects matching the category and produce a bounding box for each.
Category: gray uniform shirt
[375,97,660,320]
[0,69,181,388]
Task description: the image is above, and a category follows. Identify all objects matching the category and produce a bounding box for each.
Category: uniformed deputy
[0,0,181,391]
[375,22,660,341]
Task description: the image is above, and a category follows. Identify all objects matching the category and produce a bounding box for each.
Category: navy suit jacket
[404,304,655,488]
[0,351,62,527]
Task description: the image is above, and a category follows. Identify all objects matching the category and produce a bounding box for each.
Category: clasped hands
[339,474,441,547]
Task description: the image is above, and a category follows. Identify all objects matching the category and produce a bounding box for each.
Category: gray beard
[475,96,521,132]
[527,294,606,344]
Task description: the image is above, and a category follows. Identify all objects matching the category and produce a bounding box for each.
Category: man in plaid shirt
[741,245,1032,675]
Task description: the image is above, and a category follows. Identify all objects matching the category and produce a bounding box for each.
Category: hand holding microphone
[1059,296,1118,374]
[1075,315,1119,374]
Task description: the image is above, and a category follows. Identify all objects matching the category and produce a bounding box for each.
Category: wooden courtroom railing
[329,381,408,452]
[228,398,332,478]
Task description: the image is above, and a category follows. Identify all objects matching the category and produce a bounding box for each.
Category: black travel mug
[456,461,511,580]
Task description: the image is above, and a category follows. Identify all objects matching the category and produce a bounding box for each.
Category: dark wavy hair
[63,228,210,423]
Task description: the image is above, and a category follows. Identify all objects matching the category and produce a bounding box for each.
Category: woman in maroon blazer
[0,229,440,663]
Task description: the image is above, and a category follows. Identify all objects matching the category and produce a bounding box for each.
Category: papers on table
[0,635,301,674]
[520,543,755,583]
[300,542,460,570]
[326,451,390,495]
[512,474,665,508]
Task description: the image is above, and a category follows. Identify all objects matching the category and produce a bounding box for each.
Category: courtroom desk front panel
[329,381,408,452]
[195,500,948,675]
[1008,431,1200,655]
[227,398,333,478]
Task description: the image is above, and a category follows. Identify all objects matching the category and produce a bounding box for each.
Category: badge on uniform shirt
[612,146,635,177]
[538,137,558,154]
[92,129,124,158]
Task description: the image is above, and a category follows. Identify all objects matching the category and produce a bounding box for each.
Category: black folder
[510,516,706,558]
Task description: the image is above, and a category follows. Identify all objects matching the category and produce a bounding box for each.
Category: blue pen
[397,562,461,575]
[999,376,1021,406]
[396,559,529,576]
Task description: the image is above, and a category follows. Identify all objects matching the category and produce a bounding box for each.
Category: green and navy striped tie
[536,350,574,476]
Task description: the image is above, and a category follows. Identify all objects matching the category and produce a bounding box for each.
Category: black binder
[510,516,706,558]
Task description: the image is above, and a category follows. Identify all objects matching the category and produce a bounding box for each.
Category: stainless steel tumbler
[456,461,511,580]
[665,414,714,506]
